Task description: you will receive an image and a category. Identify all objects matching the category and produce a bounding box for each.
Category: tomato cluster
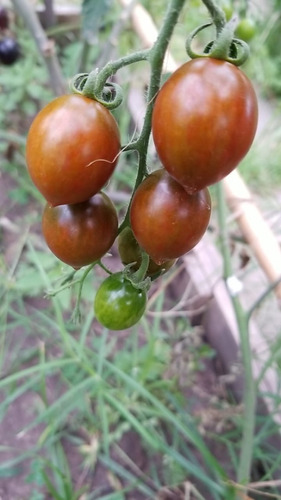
[26,55,258,330]
[0,6,20,66]
[26,93,120,267]
[26,93,147,330]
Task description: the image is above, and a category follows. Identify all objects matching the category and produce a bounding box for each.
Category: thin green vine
[117,0,186,233]
[201,0,226,32]
[216,182,256,492]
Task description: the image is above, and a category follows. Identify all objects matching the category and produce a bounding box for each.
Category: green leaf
[0,465,23,477]
[82,0,112,42]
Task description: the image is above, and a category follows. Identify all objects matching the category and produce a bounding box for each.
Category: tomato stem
[216,182,256,493]
[71,49,150,109]
[187,0,249,65]
[131,251,150,284]
[201,0,226,33]
[118,0,186,234]
[97,260,113,275]
[71,262,96,323]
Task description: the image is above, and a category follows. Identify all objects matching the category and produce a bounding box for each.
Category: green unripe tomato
[235,18,257,42]
[94,272,147,330]
[222,3,233,21]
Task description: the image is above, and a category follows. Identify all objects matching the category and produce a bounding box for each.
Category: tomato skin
[130,169,211,265]
[118,227,176,277]
[152,58,258,193]
[42,192,118,268]
[94,272,147,330]
[26,95,120,206]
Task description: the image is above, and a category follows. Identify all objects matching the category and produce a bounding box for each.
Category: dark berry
[0,37,20,65]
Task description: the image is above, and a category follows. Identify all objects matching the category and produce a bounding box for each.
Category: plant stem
[138,0,186,164]
[11,0,66,96]
[200,0,226,32]
[92,49,150,96]
[216,182,256,489]
[118,0,185,234]
[132,252,150,283]
[71,263,96,323]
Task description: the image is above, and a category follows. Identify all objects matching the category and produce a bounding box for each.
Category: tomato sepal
[123,262,152,294]
[185,19,249,66]
[70,70,123,110]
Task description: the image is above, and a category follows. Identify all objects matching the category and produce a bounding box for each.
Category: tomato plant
[152,58,258,193]
[42,192,118,268]
[118,227,176,277]
[94,272,147,330]
[130,169,211,265]
[26,94,120,206]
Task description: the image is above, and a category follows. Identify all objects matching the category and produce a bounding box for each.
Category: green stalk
[137,0,186,171]
[201,0,226,32]
[216,183,256,490]
[118,0,185,233]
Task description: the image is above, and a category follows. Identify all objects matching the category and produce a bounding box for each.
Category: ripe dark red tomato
[152,58,258,193]
[130,169,211,265]
[94,272,147,330]
[0,37,20,65]
[26,94,120,206]
[0,7,9,30]
[42,192,118,268]
[118,227,176,277]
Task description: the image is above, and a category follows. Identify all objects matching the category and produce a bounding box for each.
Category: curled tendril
[185,20,250,66]
[93,82,123,110]
[70,72,90,95]
[69,69,124,110]
[185,22,213,59]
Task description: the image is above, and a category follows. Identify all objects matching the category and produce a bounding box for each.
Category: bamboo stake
[118,0,281,304]
[223,171,281,303]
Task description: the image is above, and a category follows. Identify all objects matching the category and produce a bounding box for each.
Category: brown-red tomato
[152,58,258,193]
[42,192,118,268]
[26,94,120,206]
[130,169,211,264]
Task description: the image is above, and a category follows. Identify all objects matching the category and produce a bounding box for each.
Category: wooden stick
[223,171,281,303]
[118,0,281,304]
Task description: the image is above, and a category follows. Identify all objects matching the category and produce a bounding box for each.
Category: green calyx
[186,18,250,66]
[70,69,123,110]
[123,251,152,293]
